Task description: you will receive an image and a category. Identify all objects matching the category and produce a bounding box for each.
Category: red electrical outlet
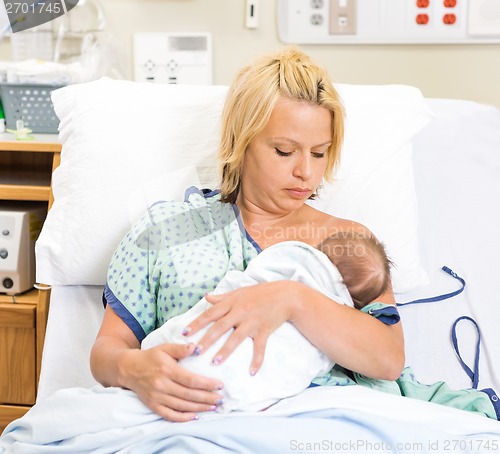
[443,13,456,24]
[416,13,430,24]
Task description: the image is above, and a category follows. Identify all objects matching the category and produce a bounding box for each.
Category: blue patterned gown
[104,187,260,342]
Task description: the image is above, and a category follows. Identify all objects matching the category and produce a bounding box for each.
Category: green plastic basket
[0,83,64,134]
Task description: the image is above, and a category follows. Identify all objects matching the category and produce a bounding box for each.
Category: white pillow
[36,78,432,293]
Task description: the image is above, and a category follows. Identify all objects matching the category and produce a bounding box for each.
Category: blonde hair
[218,46,345,204]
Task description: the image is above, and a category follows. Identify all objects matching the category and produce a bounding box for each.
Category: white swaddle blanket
[142,240,354,412]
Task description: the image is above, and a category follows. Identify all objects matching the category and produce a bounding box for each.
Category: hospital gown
[104,186,259,342]
[104,187,498,419]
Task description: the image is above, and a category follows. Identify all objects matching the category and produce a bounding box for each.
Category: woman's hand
[180,279,405,382]
[90,306,224,423]
[181,280,298,375]
[119,343,225,422]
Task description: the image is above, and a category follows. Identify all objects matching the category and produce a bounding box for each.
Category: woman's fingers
[182,282,292,369]
[157,343,224,392]
[204,292,223,304]
[182,294,230,336]
[130,343,226,422]
[154,406,199,423]
[204,324,250,366]
[249,334,268,375]
[192,320,269,377]
[159,341,197,359]
[146,389,218,422]
[153,380,222,411]
[210,330,268,376]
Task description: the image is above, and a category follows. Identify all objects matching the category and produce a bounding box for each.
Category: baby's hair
[318,231,392,309]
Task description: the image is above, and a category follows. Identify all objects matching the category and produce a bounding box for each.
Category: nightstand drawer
[0,303,36,404]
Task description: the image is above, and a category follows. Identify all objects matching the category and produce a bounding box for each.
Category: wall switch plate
[330,0,357,34]
[246,0,259,29]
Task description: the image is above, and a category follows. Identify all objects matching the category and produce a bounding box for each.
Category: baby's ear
[352,298,363,310]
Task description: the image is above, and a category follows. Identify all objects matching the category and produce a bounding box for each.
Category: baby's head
[318,231,392,309]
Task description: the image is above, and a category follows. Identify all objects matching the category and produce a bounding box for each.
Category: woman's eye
[312,152,326,158]
[275,148,292,157]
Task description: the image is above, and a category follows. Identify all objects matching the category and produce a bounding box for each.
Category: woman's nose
[293,153,313,179]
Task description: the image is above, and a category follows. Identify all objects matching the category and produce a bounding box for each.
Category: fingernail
[192,414,199,421]
[249,368,257,376]
[217,399,224,406]
[214,383,224,391]
[193,345,203,356]
[182,326,191,336]
[209,405,217,411]
[212,355,222,365]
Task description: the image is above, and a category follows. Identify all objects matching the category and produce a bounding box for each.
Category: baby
[317,231,391,310]
[142,231,392,413]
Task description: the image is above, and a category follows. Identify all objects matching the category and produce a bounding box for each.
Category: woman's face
[240,97,332,215]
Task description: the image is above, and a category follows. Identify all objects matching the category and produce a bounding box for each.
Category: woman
[90,46,404,423]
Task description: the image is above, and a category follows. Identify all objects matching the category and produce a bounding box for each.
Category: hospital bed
[1,77,500,452]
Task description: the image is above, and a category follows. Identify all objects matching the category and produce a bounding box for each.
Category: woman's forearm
[289,282,405,380]
[90,335,141,388]
[90,305,143,388]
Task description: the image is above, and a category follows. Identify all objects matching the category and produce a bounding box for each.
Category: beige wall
[3,0,500,107]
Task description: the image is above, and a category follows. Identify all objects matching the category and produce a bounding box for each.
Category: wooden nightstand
[0,134,61,432]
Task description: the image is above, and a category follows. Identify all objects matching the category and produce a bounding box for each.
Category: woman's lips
[286,188,311,198]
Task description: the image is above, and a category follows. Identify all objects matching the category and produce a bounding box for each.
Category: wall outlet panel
[134,33,212,84]
[330,0,357,34]
[278,0,500,44]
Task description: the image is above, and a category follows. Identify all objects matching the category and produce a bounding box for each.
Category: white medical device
[133,32,212,85]
[0,203,47,295]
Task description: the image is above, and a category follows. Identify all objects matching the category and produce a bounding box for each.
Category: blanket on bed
[1,385,499,453]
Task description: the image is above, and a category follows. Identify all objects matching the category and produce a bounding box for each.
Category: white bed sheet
[38,286,103,400]
[37,97,500,402]
[400,98,500,391]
